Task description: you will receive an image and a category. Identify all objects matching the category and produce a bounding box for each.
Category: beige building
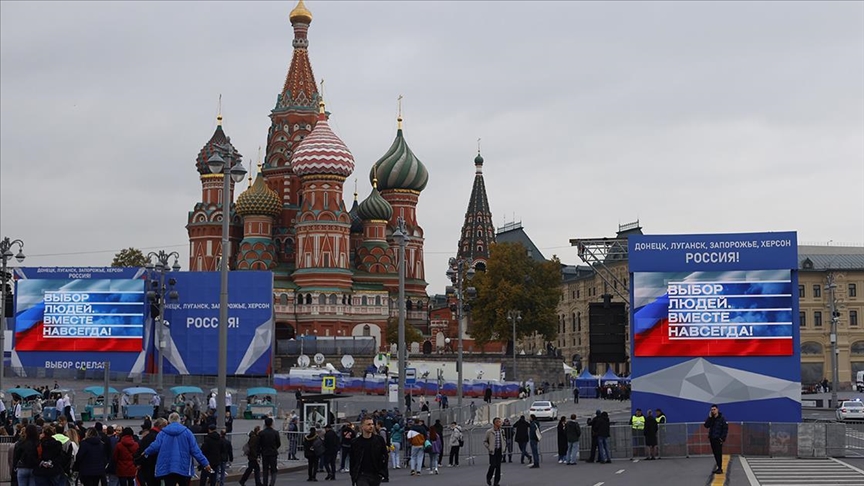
[798,245,864,389]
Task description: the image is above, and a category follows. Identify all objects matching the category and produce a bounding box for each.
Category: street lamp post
[507,310,522,383]
[145,251,181,396]
[0,237,25,392]
[207,146,247,430]
[392,217,409,417]
[447,257,475,423]
[826,273,839,408]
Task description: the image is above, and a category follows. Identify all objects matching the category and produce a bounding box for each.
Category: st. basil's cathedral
[185,1,434,347]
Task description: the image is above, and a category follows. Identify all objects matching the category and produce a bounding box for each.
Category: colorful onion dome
[357,178,393,221]
[236,171,281,217]
[370,118,428,192]
[195,116,242,175]
[292,102,355,177]
[289,0,313,24]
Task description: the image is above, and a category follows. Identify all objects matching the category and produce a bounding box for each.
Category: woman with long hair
[427,427,441,475]
[13,424,40,486]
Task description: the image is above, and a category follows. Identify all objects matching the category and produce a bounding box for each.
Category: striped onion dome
[292,104,355,177]
[357,179,393,221]
[370,122,428,192]
[236,172,281,217]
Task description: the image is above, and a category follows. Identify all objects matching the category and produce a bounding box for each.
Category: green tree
[385,316,424,346]
[111,247,148,267]
[468,242,561,345]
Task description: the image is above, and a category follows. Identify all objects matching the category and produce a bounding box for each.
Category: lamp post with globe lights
[207,146,247,429]
[145,251,181,396]
[391,217,409,416]
[0,237,25,391]
[446,257,476,423]
[507,310,522,382]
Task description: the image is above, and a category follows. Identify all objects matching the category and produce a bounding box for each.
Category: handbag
[535,427,542,441]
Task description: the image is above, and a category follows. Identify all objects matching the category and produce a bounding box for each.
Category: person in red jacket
[113,428,140,486]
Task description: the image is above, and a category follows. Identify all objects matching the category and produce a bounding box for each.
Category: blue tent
[600,368,622,384]
[575,369,599,398]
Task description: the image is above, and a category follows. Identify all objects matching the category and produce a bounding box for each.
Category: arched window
[363,324,371,337]
[329,294,337,305]
[801,342,823,355]
[375,296,381,306]
[279,294,289,306]
[852,341,864,355]
[305,294,312,305]
[318,294,326,305]
[406,300,413,311]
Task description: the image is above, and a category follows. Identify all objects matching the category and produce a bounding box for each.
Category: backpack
[410,432,425,447]
[313,437,325,457]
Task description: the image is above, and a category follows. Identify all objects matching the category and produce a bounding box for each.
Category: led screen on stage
[633,270,793,356]
[14,273,146,352]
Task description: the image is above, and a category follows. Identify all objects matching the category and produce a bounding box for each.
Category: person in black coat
[512,416,530,464]
[556,417,568,463]
[199,426,222,486]
[135,418,165,486]
[257,418,281,486]
[12,424,40,486]
[33,425,65,486]
[643,410,658,460]
[322,424,339,480]
[75,428,109,486]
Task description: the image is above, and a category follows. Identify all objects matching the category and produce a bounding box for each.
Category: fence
[276,337,377,356]
[5,366,273,389]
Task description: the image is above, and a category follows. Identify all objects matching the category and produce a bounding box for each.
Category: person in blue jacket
[143,412,212,486]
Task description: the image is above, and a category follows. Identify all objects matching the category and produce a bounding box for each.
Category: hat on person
[208,424,217,431]
[595,410,602,416]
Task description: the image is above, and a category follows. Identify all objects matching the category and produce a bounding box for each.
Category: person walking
[572,387,579,404]
[135,418,166,486]
[13,424,41,486]
[502,418,514,463]
[643,410,658,460]
[349,416,388,486]
[389,421,403,470]
[199,425,222,486]
[287,418,299,461]
[322,424,339,480]
[483,418,503,486]
[33,425,65,486]
[556,416,568,463]
[113,428,139,486]
[704,404,728,474]
[512,415,530,464]
[303,428,324,482]
[257,418,281,486]
[447,422,462,467]
[427,427,441,475]
[586,410,601,463]
[338,422,355,473]
[406,421,426,476]
[238,427,261,486]
[596,412,611,464]
[143,412,212,486]
[74,428,109,486]
[527,415,541,468]
[565,414,581,465]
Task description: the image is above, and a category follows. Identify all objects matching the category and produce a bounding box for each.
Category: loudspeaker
[588,301,627,363]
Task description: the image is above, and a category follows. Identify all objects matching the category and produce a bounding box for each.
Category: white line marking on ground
[592,483,604,486]
[831,457,864,475]
[740,456,759,486]
[615,469,625,474]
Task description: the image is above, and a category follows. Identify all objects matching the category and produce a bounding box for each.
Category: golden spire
[247,158,252,184]
[257,146,263,174]
[397,94,403,130]
[289,0,313,24]
[372,166,379,189]
[217,94,223,126]
[477,137,481,155]
[353,178,358,201]
[318,79,326,114]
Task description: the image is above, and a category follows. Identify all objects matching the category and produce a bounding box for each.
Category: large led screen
[633,270,793,356]
[14,271,146,352]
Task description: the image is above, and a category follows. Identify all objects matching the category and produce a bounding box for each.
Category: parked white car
[836,400,864,421]
[529,400,558,420]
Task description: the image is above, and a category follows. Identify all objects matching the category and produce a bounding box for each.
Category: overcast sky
[2,1,862,294]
